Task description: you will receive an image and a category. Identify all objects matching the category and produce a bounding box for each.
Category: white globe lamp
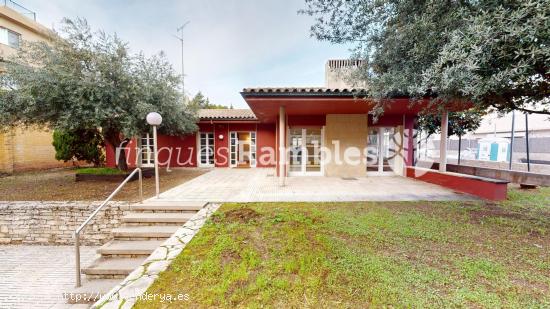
[146,112,162,198]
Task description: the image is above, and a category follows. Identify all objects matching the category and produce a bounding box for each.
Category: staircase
[64,200,207,306]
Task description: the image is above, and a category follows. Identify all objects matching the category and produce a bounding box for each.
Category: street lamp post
[146,112,162,198]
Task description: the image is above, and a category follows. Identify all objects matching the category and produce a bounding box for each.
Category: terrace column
[439,111,448,172]
[279,106,286,186]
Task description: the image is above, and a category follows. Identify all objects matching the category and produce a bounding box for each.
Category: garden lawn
[136,187,550,308]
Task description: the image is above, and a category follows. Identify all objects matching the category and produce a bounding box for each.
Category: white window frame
[230,131,238,167]
[0,27,21,49]
[366,127,397,176]
[287,127,324,176]
[229,131,257,168]
[140,133,154,168]
[197,132,215,167]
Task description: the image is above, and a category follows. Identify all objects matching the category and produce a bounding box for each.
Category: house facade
[0,3,63,173]
[107,60,423,180]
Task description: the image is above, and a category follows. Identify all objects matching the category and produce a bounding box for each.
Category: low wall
[0,201,130,245]
[425,157,550,175]
[422,162,550,186]
[406,167,509,201]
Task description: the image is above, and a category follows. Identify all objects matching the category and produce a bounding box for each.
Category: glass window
[7,29,20,49]
[0,28,21,49]
[0,28,8,46]
[141,133,154,167]
[199,132,214,166]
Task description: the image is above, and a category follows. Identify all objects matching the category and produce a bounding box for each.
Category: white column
[278,106,286,186]
[439,111,448,172]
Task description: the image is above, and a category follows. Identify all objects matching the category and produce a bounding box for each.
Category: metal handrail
[3,0,37,21]
[74,168,143,287]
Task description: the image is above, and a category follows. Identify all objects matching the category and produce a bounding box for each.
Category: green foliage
[188,91,228,110]
[76,167,126,175]
[417,109,485,137]
[52,129,104,166]
[0,18,198,169]
[301,0,550,115]
[135,194,550,308]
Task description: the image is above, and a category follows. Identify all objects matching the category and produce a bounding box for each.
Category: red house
[105,60,508,200]
[106,60,427,177]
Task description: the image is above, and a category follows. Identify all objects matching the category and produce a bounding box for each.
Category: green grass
[135,187,550,308]
[75,167,127,175]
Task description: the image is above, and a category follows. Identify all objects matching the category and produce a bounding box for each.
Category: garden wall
[0,201,130,245]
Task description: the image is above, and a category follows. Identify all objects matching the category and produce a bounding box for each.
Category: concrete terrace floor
[159,168,474,202]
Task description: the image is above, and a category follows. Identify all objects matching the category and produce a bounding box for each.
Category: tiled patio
[159,168,474,202]
[0,245,97,309]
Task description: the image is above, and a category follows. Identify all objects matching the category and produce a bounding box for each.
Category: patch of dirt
[468,203,525,223]
[0,168,206,201]
[223,208,261,223]
[221,250,241,266]
[511,277,550,295]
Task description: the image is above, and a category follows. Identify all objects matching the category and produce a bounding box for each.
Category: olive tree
[0,18,197,170]
[301,0,549,117]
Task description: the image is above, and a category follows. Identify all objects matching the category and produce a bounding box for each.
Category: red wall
[105,121,276,169]
[104,114,413,170]
[288,115,325,127]
[406,167,508,200]
[106,134,197,168]
[257,123,276,167]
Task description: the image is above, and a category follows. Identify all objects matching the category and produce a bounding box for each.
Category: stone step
[111,225,180,239]
[130,200,207,211]
[98,239,164,256]
[81,257,144,277]
[62,279,120,304]
[122,212,194,224]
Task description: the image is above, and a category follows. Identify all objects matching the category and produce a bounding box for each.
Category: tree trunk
[104,130,129,171]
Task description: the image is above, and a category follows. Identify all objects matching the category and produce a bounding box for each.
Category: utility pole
[175,21,190,102]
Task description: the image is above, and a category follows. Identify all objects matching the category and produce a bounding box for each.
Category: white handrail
[74,168,143,287]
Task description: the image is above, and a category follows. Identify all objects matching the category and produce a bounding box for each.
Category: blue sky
[23,0,351,108]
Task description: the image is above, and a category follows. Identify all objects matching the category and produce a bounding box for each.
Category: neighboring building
[472,112,550,138]
[107,59,423,180]
[0,2,64,173]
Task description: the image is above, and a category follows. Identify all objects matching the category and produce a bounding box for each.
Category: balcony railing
[2,0,36,21]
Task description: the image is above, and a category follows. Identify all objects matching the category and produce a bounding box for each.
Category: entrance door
[367,127,396,175]
[229,131,256,168]
[289,128,323,176]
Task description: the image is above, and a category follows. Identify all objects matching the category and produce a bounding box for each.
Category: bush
[76,167,126,175]
[52,129,105,166]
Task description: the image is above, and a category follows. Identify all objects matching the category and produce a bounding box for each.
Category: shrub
[52,129,105,166]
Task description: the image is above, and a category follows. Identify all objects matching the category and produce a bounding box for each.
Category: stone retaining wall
[0,201,131,245]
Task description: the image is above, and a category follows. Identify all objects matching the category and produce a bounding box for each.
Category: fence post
[509,111,515,170]
[525,113,530,172]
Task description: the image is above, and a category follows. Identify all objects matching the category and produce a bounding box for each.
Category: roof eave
[240,91,366,99]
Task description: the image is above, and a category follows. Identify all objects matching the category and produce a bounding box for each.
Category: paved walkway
[160,168,473,202]
[0,245,97,309]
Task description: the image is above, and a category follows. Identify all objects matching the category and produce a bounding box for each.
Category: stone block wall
[0,201,130,245]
